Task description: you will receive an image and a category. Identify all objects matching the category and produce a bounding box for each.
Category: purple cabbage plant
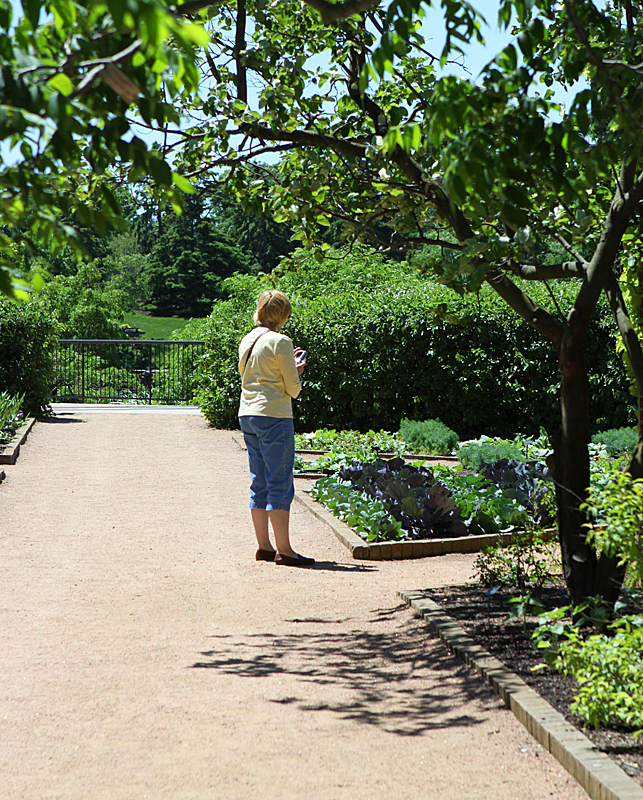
[479,459,554,527]
[338,458,469,539]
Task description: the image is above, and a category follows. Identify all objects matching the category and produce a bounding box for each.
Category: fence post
[148,342,153,405]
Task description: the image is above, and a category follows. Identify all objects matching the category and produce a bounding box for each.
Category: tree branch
[603,271,643,392]
[485,268,564,344]
[171,0,217,15]
[576,169,643,319]
[204,48,223,83]
[624,0,634,39]
[183,145,295,175]
[69,40,143,100]
[302,0,382,25]
[511,261,587,280]
[603,59,643,75]
[173,0,381,23]
[236,122,368,158]
[235,0,247,104]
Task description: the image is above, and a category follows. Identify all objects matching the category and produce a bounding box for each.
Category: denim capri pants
[239,415,295,511]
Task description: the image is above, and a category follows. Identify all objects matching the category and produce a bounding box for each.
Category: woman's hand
[294,347,307,375]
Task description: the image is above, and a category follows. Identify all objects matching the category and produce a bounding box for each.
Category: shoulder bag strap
[242,329,269,375]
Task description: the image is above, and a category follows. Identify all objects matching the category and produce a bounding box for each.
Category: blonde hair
[254,290,292,330]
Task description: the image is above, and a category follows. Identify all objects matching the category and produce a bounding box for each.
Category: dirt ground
[0,411,590,800]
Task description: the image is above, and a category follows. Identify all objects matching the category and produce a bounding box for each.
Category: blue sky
[425,0,514,79]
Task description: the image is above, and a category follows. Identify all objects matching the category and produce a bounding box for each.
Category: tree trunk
[550,318,625,608]
[628,395,643,478]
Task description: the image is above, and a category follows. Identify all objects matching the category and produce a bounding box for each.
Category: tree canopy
[0,0,205,299]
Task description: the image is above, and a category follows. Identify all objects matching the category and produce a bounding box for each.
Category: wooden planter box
[294,483,555,560]
[0,418,36,465]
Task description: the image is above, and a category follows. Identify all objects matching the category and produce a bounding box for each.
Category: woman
[238,290,314,567]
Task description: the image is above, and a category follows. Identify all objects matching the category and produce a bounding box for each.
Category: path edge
[399,589,643,800]
[0,418,36,465]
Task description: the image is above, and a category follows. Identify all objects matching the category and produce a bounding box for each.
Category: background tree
[36,262,129,339]
[142,195,254,316]
[39,172,295,319]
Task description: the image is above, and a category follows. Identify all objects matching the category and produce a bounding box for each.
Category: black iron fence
[52,340,205,404]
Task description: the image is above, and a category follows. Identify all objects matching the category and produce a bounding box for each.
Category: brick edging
[0,418,36,465]
[399,589,643,800]
[294,486,368,555]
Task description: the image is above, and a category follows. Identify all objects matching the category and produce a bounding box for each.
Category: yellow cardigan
[238,328,301,418]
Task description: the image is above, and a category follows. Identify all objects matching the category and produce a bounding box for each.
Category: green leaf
[147,156,172,186]
[502,202,529,228]
[48,73,74,97]
[172,172,195,193]
[517,32,533,61]
[23,0,41,29]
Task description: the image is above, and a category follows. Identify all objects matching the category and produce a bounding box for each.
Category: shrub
[534,607,643,736]
[591,427,638,457]
[190,247,633,436]
[562,617,643,734]
[399,418,459,454]
[0,392,24,442]
[474,529,560,592]
[457,436,526,471]
[0,297,58,415]
[581,470,643,589]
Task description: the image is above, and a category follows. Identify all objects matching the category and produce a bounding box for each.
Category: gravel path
[0,412,589,800]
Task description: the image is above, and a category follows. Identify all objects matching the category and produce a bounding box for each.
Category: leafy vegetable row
[311,457,555,542]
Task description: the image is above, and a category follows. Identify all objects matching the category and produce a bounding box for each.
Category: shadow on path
[38,416,86,424]
[301,560,379,572]
[190,605,497,736]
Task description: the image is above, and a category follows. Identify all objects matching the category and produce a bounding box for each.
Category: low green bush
[0,297,58,415]
[457,436,526,471]
[474,529,561,592]
[534,606,643,736]
[0,391,24,442]
[582,470,643,589]
[529,472,643,737]
[591,427,638,457]
[399,418,459,455]
[188,247,633,436]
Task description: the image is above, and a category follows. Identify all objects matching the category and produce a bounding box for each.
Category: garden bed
[293,454,459,480]
[411,582,643,790]
[294,484,555,559]
[0,418,36,465]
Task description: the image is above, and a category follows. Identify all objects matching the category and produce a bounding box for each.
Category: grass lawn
[124,312,191,340]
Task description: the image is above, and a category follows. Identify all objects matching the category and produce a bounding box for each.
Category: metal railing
[52,340,205,404]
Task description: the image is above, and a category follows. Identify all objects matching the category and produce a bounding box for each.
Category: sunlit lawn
[124,312,190,340]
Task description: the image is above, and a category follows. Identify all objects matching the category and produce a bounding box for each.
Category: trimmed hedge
[184,248,635,438]
[0,297,58,416]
